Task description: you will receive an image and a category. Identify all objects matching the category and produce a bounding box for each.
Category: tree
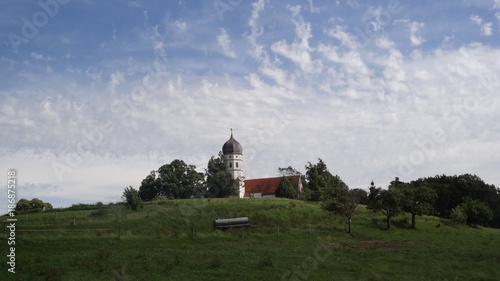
[44,202,53,211]
[351,188,369,205]
[30,198,45,210]
[278,166,301,176]
[138,159,204,201]
[459,197,493,227]
[122,186,140,210]
[401,173,500,228]
[367,181,402,231]
[16,198,53,213]
[394,178,437,230]
[275,176,297,199]
[139,170,161,201]
[304,159,335,201]
[450,205,467,225]
[205,152,237,198]
[321,181,357,235]
[15,198,31,212]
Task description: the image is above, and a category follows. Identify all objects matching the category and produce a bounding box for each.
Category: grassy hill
[1,198,500,280]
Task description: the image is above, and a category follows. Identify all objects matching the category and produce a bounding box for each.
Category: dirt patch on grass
[342,240,423,249]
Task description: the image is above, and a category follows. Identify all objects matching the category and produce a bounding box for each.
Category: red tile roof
[244,175,301,197]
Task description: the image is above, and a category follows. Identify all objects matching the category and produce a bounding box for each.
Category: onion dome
[222,129,242,155]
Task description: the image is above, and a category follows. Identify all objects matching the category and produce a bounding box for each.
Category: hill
[1,198,499,280]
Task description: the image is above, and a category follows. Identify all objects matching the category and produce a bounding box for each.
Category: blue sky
[1,0,500,208]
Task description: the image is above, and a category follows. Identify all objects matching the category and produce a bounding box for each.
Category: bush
[450,205,467,225]
[122,186,141,211]
[275,177,297,199]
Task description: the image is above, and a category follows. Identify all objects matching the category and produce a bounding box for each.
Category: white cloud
[107,72,124,94]
[19,71,39,82]
[247,0,267,60]
[31,52,55,61]
[31,52,44,60]
[172,20,187,31]
[470,14,493,36]
[493,0,500,9]
[271,6,321,73]
[308,0,319,13]
[325,25,359,49]
[470,14,483,25]
[375,36,395,50]
[217,28,236,58]
[442,33,455,48]
[409,21,425,46]
[482,22,493,35]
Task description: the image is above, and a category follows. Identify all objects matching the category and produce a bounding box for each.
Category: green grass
[1,198,500,280]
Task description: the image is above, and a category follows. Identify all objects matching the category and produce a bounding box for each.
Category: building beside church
[221,130,303,198]
[244,175,302,198]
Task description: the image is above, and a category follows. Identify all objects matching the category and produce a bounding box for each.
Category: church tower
[222,129,244,198]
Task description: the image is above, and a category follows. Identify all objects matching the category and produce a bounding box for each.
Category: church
[221,130,303,198]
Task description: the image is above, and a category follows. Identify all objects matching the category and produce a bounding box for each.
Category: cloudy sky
[1,0,500,208]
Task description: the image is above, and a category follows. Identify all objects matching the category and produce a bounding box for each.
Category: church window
[229,162,233,168]
[236,162,239,168]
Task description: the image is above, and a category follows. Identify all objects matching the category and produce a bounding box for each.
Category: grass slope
[1,198,499,280]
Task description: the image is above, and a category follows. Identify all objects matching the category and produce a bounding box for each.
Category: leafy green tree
[205,152,237,198]
[321,181,357,235]
[139,170,160,201]
[15,198,31,212]
[393,178,437,230]
[275,176,297,199]
[421,174,498,219]
[367,181,402,231]
[304,158,336,201]
[16,198,53,213]
[460,197,493,227]
[44,202,53,211]
[351,188,369,205]
[122,186,141,210]
[450,205,467,225]
[278,166,301,176]
[30,198,45,210]
[138,159,204,201]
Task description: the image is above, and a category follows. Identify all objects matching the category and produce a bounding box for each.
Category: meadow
[1,198,499,280]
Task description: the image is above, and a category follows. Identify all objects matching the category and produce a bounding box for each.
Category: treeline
[298,159,500,230]
[126,156,500,230]
[15,198,53,213]
[122,153,239,208]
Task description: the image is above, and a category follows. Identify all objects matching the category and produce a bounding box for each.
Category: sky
[1,0,500,208]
